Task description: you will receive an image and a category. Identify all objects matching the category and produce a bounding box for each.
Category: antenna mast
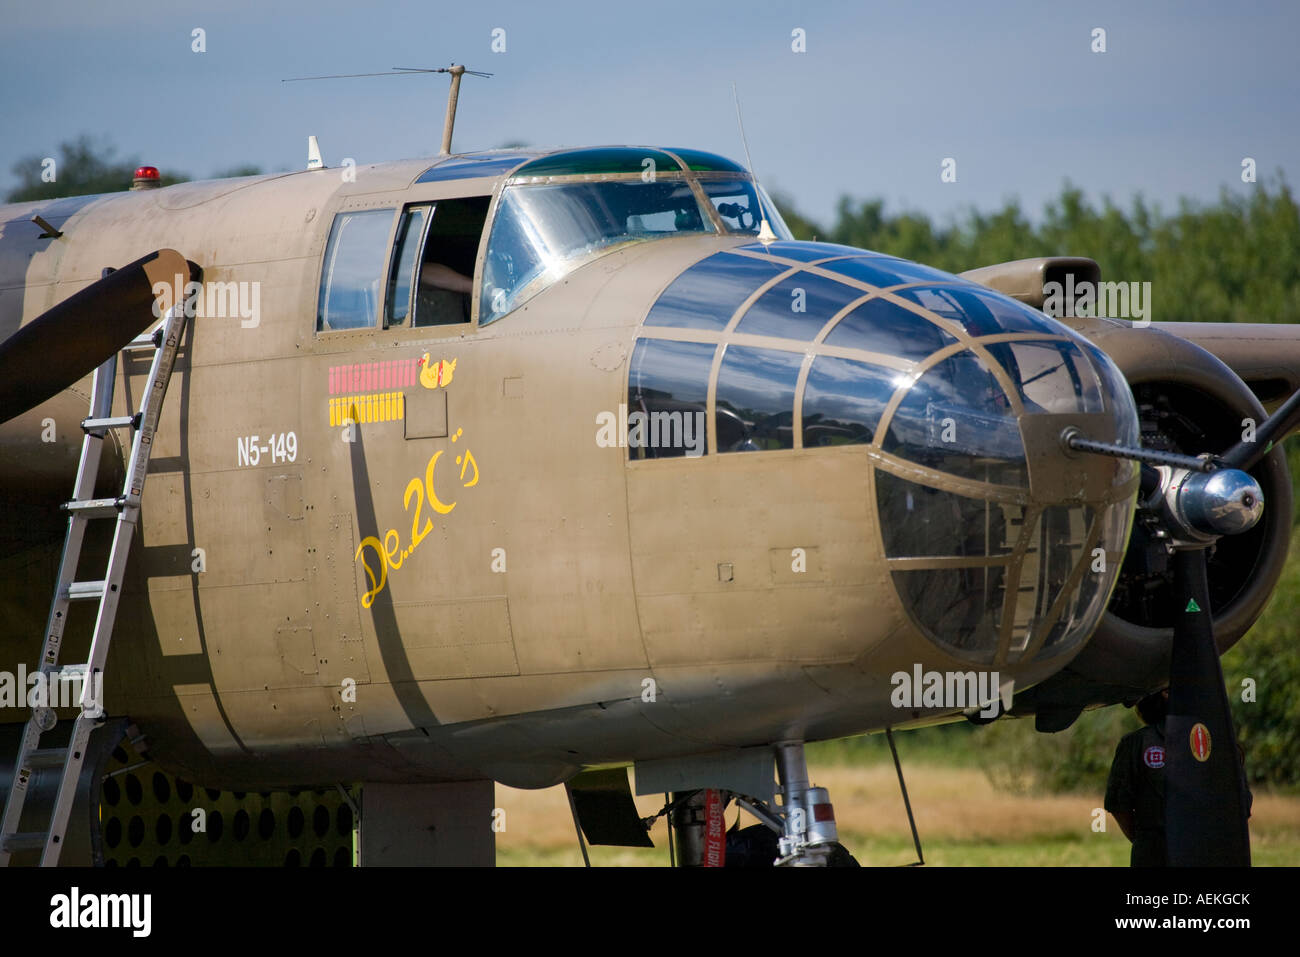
[283,64,492,155]
[389,65,493,155]
[441,65,466,155]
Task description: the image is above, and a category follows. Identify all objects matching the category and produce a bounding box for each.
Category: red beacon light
[130,165,162,190]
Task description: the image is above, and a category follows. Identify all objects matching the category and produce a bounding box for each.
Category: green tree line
[774,179,1300,325]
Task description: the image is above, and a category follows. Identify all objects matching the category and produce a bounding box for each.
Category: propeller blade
[1164,547,1251,866]
[0,249,192,425]
[1220,383,1300,471]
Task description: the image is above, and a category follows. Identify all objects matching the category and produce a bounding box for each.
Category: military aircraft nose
[869,322,1140,666]
[633,240,1141,665]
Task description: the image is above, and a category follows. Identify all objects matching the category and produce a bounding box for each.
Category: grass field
[494,744,1300,867]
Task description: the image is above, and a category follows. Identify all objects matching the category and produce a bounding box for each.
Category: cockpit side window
[699,179,792,238]
[386,205,429,327]
[413,196,490,327]
[700,180,764,234]
[317,209,395,331]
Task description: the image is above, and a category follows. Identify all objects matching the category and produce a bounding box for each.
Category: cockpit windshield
[480,174,791,324]
[700,179,792,238]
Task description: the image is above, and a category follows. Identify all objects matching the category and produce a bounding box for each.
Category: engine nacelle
[1015,317,1293,729]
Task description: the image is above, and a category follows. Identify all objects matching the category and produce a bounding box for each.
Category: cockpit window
[416,153,534,183]
[511,147,679,178]
[381,198,488,328]
[664,148,748,173]
[700,179,792,239]
[481,180,713,324]
[701,180,762,234]
[414,196,488,327]
[386,205,427,327]
[480,173,794,325]
[317,209,394,331]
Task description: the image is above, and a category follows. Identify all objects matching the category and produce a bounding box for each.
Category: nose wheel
[662,741,859,867]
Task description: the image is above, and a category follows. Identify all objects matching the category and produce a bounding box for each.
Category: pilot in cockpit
[420,262,472,295]
[412,196,489,325]
[414,260,473,325]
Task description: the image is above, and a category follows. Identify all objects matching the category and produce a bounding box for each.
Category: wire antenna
[282,66,492,82]
[283,65,492,155]
[731,83,777,244]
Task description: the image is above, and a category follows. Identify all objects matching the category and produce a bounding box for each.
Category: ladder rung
[64,581,107,601]
[61,498,122,518]
[125,331,161,350]
[1,832,46,853]
[82,414,139,432]
[24,747,68,769]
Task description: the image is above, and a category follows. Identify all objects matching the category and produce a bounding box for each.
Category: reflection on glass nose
[628,241,1139,663]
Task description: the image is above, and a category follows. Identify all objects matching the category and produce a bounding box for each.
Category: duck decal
[418,354,457,389]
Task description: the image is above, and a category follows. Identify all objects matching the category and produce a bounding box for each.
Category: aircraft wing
[1152,321,1300,408]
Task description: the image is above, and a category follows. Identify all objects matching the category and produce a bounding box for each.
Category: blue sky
[2,0,1296,226]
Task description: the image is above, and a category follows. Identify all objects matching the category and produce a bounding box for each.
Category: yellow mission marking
[329,392,406,426]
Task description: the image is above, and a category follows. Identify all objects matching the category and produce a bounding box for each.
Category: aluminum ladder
[0,304,186,865]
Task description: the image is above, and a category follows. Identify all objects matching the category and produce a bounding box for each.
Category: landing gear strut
[657,741,857,866]
[773,741,840,866]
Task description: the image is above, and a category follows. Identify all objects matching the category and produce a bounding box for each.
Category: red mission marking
[329,357,422,395]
